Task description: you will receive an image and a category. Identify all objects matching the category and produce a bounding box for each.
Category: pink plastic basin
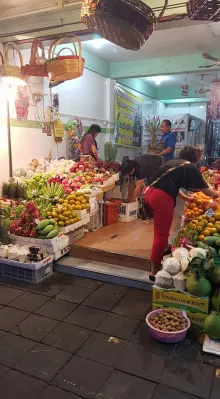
[146,309,191,344]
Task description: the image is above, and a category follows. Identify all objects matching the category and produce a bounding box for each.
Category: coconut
[208,264,220,287]
[204,312,220,340]
[186,274,211,297]
[211,289,220,312]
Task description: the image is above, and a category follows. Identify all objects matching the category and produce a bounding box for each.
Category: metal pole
[6,98,13,178]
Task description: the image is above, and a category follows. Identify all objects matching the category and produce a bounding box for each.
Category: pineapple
[0,212,10,245]
[2,181,26,200]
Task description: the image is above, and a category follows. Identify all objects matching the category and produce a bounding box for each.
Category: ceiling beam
[109,53,220,80]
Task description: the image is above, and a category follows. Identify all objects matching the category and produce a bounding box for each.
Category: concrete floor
[0,272,219,399]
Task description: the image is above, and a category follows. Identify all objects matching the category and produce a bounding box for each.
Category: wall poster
[114,85,143,147]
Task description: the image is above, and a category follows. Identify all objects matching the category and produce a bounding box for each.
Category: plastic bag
[172,247,189,262]
[173,272,187,291]
[155,270,173,289]
[163,257,181,275]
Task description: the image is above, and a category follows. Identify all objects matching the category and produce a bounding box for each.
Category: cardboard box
[152,303,207,331]
[118,202,138,223]
[152,286,210,314]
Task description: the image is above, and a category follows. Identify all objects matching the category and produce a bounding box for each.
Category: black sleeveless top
[148,159,208,201]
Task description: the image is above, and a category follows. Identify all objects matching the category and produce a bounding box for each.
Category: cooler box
[118,202,138,223]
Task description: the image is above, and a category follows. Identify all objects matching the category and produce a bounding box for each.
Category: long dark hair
[81,124,101,149]
[178,145,202,164]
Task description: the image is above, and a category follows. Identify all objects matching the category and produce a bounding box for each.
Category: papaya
[208,246,217,257]
[46,229,59,239]
[49,219,56,226]
[204,236,220,246]
[196,242,209,250]
[41,225,54,235]
[36,220,50,231]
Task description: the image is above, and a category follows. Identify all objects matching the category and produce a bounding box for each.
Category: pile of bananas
[35,198,52,219]
[26,180,43,199]
[41,183,64,204]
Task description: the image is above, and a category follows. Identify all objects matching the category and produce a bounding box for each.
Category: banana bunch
[41,183,64,204]
[35,197,53,219]
[26,180,42,199]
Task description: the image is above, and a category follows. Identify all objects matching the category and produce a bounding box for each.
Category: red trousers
[143,188,174,264]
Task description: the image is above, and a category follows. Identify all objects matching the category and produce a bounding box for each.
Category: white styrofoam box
[9,233,69,255]
[0,255,53,270]
[118,202,138,223]
[67,227,84,245]
[53,246,70,261]
[58,215,90,234]
[75,209,88,219]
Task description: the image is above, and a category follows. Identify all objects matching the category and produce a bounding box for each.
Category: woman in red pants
[143,146,219,281]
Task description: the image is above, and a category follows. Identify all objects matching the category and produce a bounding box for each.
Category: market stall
[0,155,128,282]
[147,161,220,351]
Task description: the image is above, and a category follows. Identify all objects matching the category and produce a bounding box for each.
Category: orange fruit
[198,235,205,241]
[203,229,210,236]
[196,224,203,232]
[207,223,214,228]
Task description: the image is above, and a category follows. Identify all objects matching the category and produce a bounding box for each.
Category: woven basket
[0,42,24,81]
[187,0,220,21]
[21,39,48,77]
[47,35,85,83]
[81,0,168,50]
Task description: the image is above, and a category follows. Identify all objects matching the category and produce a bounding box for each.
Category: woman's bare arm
[201,187,219,199]
[91,144,98,160]
[178,190,193,202]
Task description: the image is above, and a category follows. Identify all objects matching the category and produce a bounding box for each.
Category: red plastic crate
[105,199,121,225]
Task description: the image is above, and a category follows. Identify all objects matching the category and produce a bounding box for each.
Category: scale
[203,335,220,356]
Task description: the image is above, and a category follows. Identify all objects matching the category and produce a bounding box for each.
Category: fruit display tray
[9,233,69,255]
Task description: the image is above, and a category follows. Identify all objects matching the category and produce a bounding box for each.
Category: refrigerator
[164,114,205,157]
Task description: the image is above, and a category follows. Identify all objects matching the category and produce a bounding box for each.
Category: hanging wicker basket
[47,35,85,83]
[0,42,24,81]
[81,0,168,51]
[187,0,220,21]
[21,39,48,77]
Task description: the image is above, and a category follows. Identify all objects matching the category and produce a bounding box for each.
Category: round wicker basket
[81,0,168,50]
[47,35,85,83]
[21,39,48,77]
[0,42,24,81]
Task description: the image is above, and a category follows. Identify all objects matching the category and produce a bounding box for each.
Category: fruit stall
[149,161,220,349]
[0,157,122,283]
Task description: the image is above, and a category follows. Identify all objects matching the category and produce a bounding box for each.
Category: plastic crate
[0,260,53,284]
[0,256,53,283]
[104,199,121,225]
[87,201,103,231]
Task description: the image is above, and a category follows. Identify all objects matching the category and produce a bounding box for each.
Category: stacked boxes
[152,286,210,330]
[119,202,138,223]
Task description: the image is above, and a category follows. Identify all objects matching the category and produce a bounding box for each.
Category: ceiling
[0,1,186,21]
[82,22,220,62]
[140,72,219,88]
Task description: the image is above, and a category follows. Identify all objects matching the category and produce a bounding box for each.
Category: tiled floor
[76,201,183,258]
[0,272,219,399]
